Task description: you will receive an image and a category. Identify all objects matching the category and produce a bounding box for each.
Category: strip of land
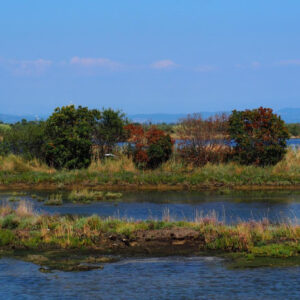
[1,202,300,270]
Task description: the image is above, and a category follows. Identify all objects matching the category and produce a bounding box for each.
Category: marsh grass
[88,155,136,173]
[68,190,122,203]
[8,196,20,202]
[1,149,300,188]
[44,194,63,206]
[0,154,55,173]
[0,204,300,259]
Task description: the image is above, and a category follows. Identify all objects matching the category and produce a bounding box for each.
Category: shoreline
[2,182,300,192]
[1,206,300,270]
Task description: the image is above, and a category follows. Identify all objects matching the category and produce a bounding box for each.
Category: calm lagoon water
[2,190,300,223]
[0,256,300,299]
[2,190,300,298]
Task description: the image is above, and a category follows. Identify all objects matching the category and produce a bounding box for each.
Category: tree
[229,107,289,166]
[0,120,46,160]
[125,124,173,169]
[177,113,231,166]
[44,105,100,169]
[93,108,127,158]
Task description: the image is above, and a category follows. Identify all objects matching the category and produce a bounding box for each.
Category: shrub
[177,113,231,166]
[0,120,46,160]
[93,108,128,159]
[229,107,289,166]
[44,105,100,169]
[125,124,173,169]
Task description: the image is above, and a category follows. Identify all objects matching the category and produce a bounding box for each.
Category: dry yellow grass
[15,200,35,217]
[0,154,55,173]
[88,154,137,173]
[272,148,300,174]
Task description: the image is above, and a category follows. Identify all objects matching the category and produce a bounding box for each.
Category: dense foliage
[0,106,292,170]
[229,107,289,166]
[125,124,173,169]
[0,120,45,160]
[44,105,100,169]
[286,123,300,137]
[93,108,127,158]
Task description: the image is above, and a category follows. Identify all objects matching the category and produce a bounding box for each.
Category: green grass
[0,204,300,262]
[68,190,122,203]
[44,194,63,206]
[1,150,300,190]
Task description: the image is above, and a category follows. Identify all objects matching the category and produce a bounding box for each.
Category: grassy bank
[1,149,300,190]
[1,201,300,270]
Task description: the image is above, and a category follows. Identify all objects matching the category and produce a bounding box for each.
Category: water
[0,256,299,299]
[2,190,300,223]
[2,189,300,298]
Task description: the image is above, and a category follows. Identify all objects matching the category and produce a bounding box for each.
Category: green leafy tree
[229,107,289,166]
[147,134,173,169]
[44,105,100,169]
[0,120,45,160]
[93,108,127,158]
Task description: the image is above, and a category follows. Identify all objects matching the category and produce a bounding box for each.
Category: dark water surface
[2,190,300,223]
[0,257,299,299]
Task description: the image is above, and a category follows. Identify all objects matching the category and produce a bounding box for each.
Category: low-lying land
[1,150,300,191]
[1,202,300,271]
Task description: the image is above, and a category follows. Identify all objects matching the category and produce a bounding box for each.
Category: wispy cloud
[195,65,217,72]
[151,59,177,69]
[277,59,300,66]
[251,61,260,69]
[234,61,261,69]
[70,56,122,70]
[0,58,52,76]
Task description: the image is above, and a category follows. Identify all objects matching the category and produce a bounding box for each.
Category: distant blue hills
[1,108,300,124]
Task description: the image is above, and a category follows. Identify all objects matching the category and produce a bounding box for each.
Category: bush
[177,113,231,166]
[125,124,173,169]
[93,108,127,159]
[44,105,100,169]
[229,107,289,166]
[0,120,46,160]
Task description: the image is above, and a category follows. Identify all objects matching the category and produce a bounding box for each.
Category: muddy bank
[2,182,300,192]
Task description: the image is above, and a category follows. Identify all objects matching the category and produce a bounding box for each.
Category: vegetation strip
[1,202,300,269]
[1,148,300,190]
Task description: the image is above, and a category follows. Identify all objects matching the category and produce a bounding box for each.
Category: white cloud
[278,59,300,66]
[251,61,260,69]
[195,65,217,72]
[151,59,177,69]
[1,58,52,75]
[70,56,122,70]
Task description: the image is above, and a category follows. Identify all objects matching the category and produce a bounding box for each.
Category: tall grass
[0,154,54,173]
[88,155,137,173]
[0,206,300,258]
[1,148,300,187]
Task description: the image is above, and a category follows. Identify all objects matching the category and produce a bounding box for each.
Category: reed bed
[1,148,300,188]
[0,202,300,259]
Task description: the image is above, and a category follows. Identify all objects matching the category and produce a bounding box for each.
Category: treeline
[0,106,290,170]
[286,123,300,137]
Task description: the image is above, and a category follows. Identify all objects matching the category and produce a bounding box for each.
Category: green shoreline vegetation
[1,149,300,190]
[1,201,300,270]
[0,105,294,191]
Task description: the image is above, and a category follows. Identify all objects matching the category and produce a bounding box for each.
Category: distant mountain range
[1,108,300,124]
[129,109,300,123]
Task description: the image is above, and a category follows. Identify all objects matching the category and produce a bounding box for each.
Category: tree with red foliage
[229,107,289,166]
[124,124,173,169]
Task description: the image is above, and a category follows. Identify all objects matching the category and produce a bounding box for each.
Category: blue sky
[1,0,300,115]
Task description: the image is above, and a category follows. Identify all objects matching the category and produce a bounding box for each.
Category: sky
[1,0,300,115]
